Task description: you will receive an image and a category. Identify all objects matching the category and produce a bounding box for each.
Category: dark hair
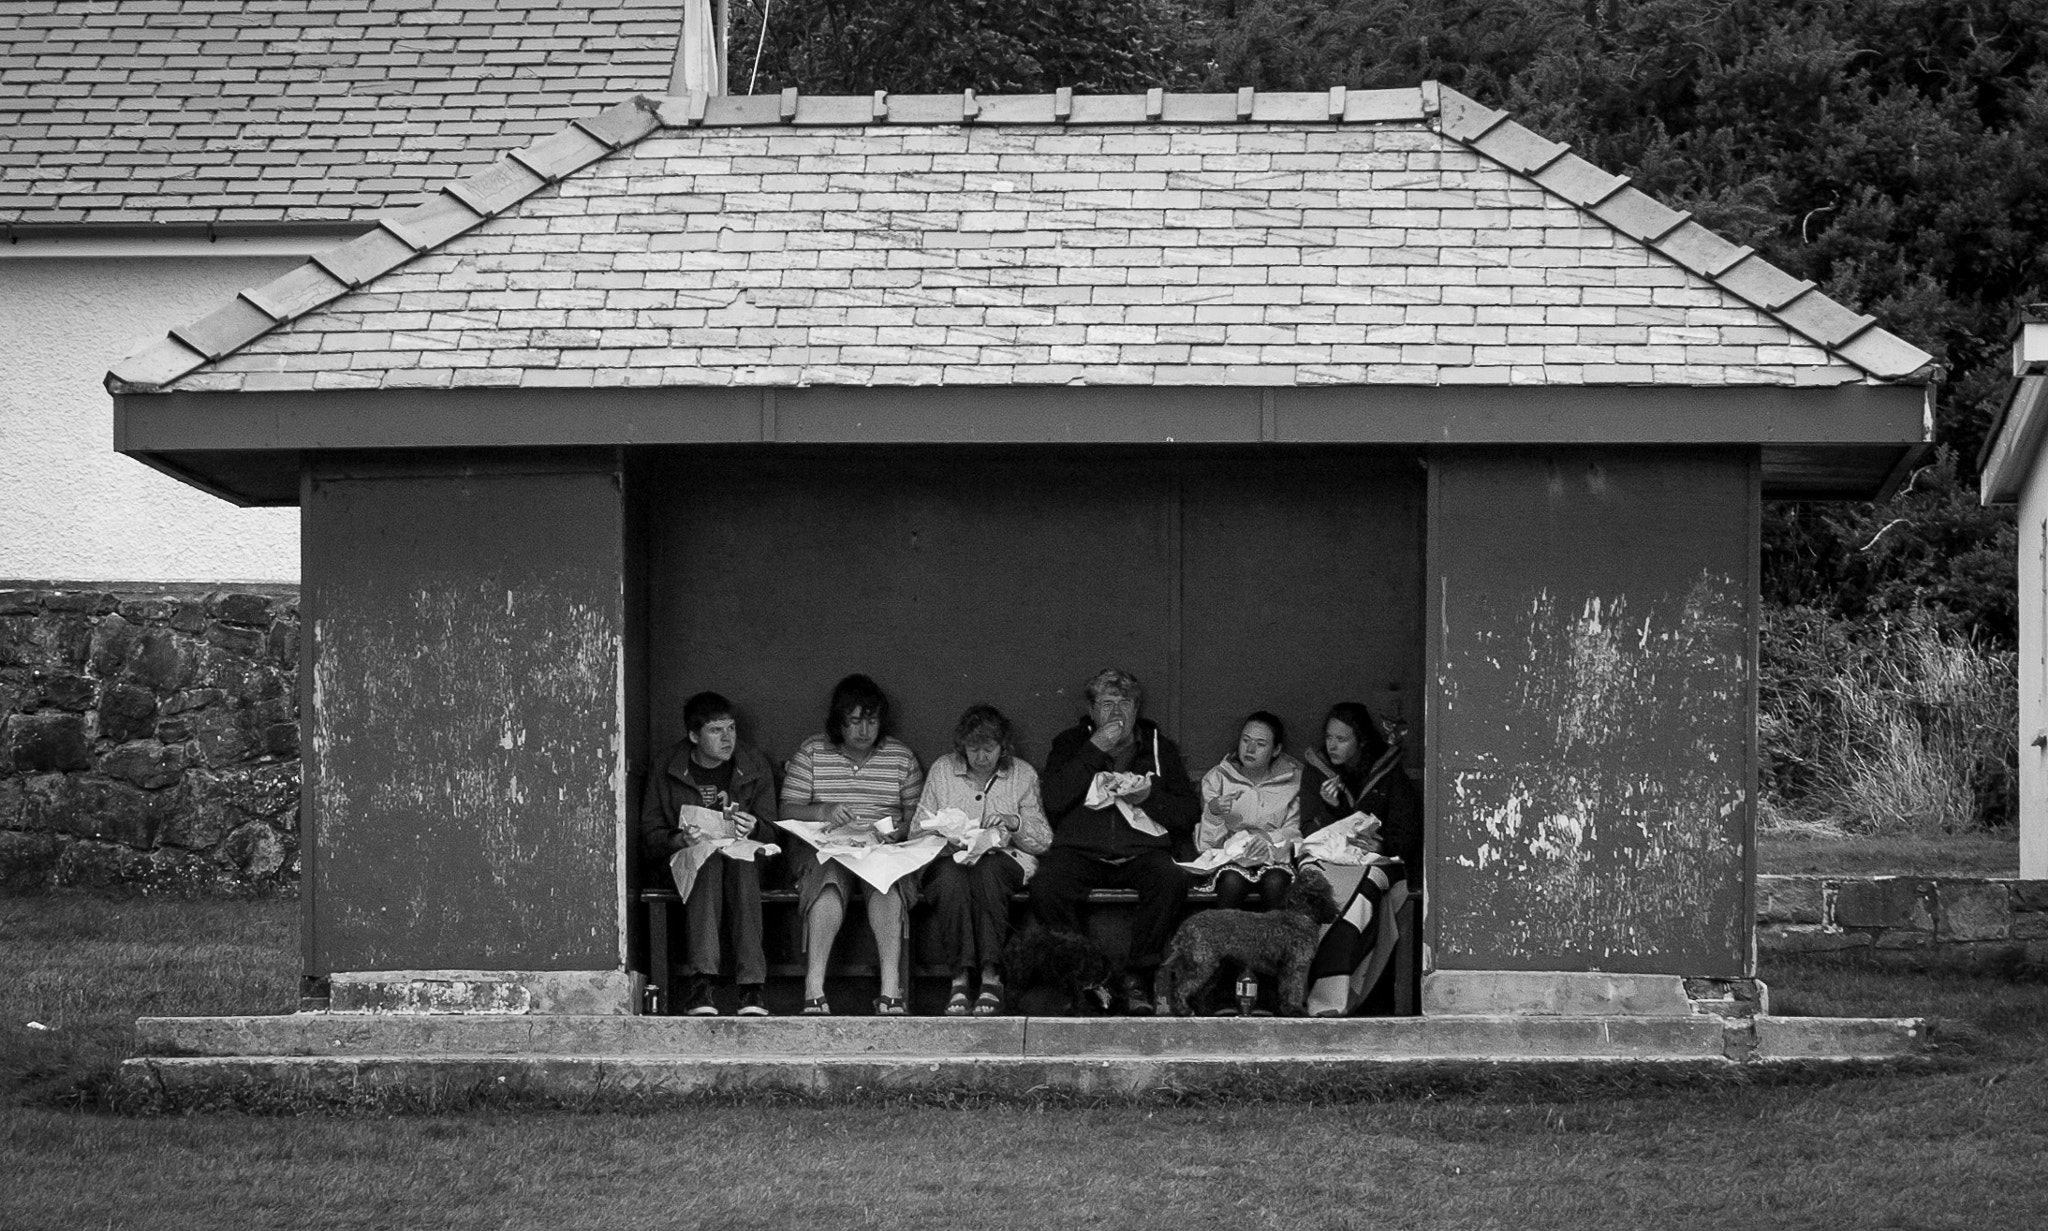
[1237,710,1287,752]
[825,673,887,744]
[1323,702,1388,767]
[683,691,734,736]
[952,704,1015,765]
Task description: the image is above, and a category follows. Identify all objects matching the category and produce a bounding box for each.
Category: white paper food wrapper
[667,805,780,902]
[1177,828,1290,874]
[777,820,948,892]
[1085,770,1166,837]
[917,806,1011,865]
[1298,811,1389,867]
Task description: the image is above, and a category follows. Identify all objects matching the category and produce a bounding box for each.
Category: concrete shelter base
[122,1012,1926,1102]
[1421,971,1697,1016]
[327,970,639,1015]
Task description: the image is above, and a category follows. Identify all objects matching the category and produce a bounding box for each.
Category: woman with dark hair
[911,704,1052,1015]
[780,674,926,1016]
[1299,700,1422,1016]
[1195,711,1303,911]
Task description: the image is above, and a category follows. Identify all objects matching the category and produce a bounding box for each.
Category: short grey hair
[1083,667,1143,707]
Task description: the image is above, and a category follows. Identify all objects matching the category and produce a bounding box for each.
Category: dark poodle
[1154,867,1341,1017]
[1001,926,1117,1017]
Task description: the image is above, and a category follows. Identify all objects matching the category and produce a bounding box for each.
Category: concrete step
[135,1012,1923,1064]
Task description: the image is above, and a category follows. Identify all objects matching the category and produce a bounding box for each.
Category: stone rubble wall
[1758,874,2048,962]
[0,584,299,895]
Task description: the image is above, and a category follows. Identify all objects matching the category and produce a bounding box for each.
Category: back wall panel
[642,448,1425,784]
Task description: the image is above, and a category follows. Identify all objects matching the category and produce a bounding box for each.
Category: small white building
[1979,307,2048,879]
[0,1,688,584]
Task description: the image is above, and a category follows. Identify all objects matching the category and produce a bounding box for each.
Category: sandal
[801,996,832,1016]
[973,989,1004,1017]
[874,995,908,1016]
[945,989,972,1017]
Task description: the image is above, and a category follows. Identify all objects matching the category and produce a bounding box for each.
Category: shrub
[1760,605,2016,835]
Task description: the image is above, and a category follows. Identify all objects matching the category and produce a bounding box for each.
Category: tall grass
[1760,606,2017,836]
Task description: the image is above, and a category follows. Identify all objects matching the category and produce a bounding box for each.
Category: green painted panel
[304,458,623,973]
[1428,448,1756,976]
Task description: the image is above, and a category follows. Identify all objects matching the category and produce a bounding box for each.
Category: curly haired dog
[1001,926,1117,1017]
[1154,867,1341,1016]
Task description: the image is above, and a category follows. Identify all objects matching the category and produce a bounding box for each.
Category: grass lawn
[5,892,2047,1230]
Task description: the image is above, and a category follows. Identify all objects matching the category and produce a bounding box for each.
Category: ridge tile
[576,97,659,148]
[702,95,780,126]
[886,94,970,125]
[380,190,484,251]
[170,294,275,361]
[1435,86,1505,142]
[1070,95,1147,124]
[511,124,612,182]
[1160,93,1239,124]
[1774,292,1875,349]
[1715,255,1813,311]
[1467,119,1567,174]
[106,335,206,391]
[1530,154,1628,206]
[1343,87,1427,124]
[311,224,415,287]
[976,95,1057,124]
[1656,222,1749,277]
[241,261,350,322]
[444,155,548,216]
[1832,327,1936,379]
[1590,188,1687,242]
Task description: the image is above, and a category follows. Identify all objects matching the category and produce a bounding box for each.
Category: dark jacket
[1040,717,1200,860]
[1300,748,1423,885]
[638,740,780,859]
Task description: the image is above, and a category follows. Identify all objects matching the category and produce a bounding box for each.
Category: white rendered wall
[2020,466,2047,879]
[0,256,302,584]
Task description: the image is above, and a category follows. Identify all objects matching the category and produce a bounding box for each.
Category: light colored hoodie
[1196,752,1304,865]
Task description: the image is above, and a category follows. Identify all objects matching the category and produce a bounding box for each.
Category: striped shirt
[781,734,924,830]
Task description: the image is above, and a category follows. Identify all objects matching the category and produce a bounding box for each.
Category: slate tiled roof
[0,0,680,228]
[109,86,1938,393]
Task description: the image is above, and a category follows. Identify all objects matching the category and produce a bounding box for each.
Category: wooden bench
[638,881,1420,1016]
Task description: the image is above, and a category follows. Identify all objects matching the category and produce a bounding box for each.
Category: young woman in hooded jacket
[1194,711,1303,910]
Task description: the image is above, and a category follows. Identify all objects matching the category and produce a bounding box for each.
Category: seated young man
[1031,667,1199,1015]
[638,691,780,1016]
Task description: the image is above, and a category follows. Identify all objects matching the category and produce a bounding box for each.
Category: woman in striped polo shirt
[780,673,927,1015]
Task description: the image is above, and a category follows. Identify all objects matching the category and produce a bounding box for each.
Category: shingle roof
[108,85,1939,393]
[0,0,680,228]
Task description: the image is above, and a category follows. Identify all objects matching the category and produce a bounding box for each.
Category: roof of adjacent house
[0,0,681,229]
[106,84,1937,396]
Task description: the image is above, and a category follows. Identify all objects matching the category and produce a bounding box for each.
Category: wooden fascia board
[1983,375,2048,505]
[116,384,1931,454]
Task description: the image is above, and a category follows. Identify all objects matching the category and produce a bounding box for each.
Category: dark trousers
[1030,847,1189,970]
[1214,867,1292,911]
[683,852,767,985]
[923,852,1027,970]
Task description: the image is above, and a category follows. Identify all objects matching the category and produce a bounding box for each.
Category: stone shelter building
[109,85,1933,1017]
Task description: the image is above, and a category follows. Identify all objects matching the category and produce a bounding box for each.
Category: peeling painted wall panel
[305,458,623,972]
[1429,449,1756,976]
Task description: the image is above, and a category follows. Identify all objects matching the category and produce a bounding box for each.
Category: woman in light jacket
[1195,711,1303,910]
[912,704,1051,1016]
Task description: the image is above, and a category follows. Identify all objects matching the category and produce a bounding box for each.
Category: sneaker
[683,976,718,1016]
[736,985,769,1016]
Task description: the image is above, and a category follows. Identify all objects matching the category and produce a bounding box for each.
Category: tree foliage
[726,0,1194,95]
[737,0,2046,643]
